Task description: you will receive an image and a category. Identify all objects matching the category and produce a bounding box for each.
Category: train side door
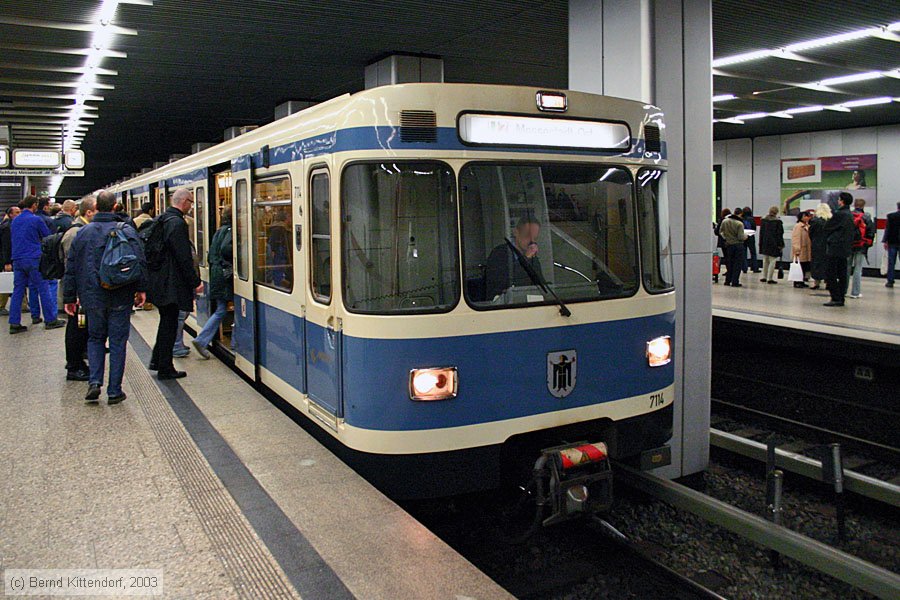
[304,167,342,421]
[193,183,210,325]
[231,172,256,378]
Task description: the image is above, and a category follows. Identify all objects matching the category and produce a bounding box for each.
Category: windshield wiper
[505,238,571,318]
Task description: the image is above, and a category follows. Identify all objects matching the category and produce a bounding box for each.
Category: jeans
[746,239,758,271]
[847,252,865,296]
[888,245,899,284]
[826,256,848,303]
[151,304,180,374]
[86,304,132,397]
[9,258,55,325]
[46,279,59,316]
[194,300,226,348]
[762,255,777,281]
[724,245,743,285]
[173,309,190,353]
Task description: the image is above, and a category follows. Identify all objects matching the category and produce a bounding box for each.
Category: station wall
[714,124,900,265]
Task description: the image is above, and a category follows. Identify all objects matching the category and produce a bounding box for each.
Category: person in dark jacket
[147,189,202,379]
[52,200,77,233]
[822,192,856,306]
[192,213,233,358]
[0,206,22,316]
[484,214,545,301]
[60,195,96,381]
[742,206,760,273]
[757,206,784,284]
[808,203,831,289]
[8,196,64,333]
[884,201,900,288]
[63,190,147,403]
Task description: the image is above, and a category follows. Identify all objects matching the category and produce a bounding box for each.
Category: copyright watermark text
[4,569,163,596]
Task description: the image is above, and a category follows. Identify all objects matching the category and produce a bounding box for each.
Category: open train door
[230,159,256,379]
[303,166,343,427]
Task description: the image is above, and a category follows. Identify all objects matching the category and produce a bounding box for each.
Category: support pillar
[569,0,713,478]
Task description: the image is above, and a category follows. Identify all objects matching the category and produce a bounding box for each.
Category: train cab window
[195,186,206,267]
[637,169,674,293]
[310,171,331,303]
[460,163,638,309]
[342,162,459,314]
[252,176,293,292]
[235,180,249,281]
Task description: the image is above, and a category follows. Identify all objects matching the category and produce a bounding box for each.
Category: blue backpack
[99,223,144,289]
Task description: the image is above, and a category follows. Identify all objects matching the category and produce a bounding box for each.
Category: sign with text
[0,147,8,168]
[12,149,61,168]
[65,149,85,169]
[0,169,84,177]
[458,114,630,150]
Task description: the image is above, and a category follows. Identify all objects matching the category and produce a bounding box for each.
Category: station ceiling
[0,0,898,197]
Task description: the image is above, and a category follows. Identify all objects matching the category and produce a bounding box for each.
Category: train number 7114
[649,393,665,408]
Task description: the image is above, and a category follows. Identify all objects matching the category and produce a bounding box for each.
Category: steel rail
[615,463,900,600]
[711,428,900,508]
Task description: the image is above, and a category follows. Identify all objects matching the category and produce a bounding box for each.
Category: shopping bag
[881,251,889,276]
[0,271,12,294]
[788,259,804,282]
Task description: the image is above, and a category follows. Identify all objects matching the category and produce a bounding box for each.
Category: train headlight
[409,367,458,401]
[646,336,672,367]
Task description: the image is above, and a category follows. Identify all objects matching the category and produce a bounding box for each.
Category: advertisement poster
[780,154,876,216]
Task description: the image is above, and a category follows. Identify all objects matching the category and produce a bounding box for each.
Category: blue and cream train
[111,84,675,499]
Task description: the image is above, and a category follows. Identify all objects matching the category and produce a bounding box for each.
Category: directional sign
[0,148,8,168]
[0,169,84,177]
[12,149,60,168]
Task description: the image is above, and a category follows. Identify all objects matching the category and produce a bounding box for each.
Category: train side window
[195,186,206,267]
[235,180,249,281]
[310,170,331,303]
[637,169,674,293]
[252,176,293,292]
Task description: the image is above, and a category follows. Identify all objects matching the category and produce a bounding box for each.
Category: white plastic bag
[881,251,889,276]
[788,258,804,282]
[0,271,12,294]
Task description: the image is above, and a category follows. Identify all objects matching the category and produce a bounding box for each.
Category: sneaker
[192,339,210,359]
[31,317,42,325]
[85,384,101,403]
[848,294,861,299]
[9,324,27,334]
[44,319,66,330]
[173,348,191,358]
[107,392,127,405]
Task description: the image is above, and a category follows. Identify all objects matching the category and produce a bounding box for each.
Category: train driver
[484,214,545,301]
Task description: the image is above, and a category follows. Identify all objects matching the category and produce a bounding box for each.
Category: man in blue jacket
[63,190,147,404]
[8,196,65,333]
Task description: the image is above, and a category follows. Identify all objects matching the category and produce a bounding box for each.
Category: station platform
[712,270,899,347]
[0,310,512,599]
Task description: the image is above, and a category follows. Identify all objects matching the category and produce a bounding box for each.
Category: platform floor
[0,310,512,600]
[712,269,899,346]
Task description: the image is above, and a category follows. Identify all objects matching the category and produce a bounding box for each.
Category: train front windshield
[341,162,672,315]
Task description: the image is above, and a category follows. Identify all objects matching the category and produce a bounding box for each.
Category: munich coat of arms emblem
[547,350,577,398]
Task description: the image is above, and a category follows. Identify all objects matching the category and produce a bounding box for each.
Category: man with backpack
[8,196,65,333]
[145,188,201,380]
[59,195,97,381]
[847,197,875,299]
[63,191,147,404]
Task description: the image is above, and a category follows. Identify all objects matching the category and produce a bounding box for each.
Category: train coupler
[534,441,613,527]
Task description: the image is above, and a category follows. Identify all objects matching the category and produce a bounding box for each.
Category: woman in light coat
[791,211,812,288]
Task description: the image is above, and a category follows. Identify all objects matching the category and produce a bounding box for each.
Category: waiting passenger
[8,196,63,333]
[883,201,900,288]
[63,190,147,404]
[718,209,747,287]
[133,202,154,231]
[790,211,812,288]
[847,198,875,299]
[147,189,201,379]
[0,206,22,316]
[484,214,545,300]
[59,194,97,381]
[53,200,77,233]
[192,213,233,359]
[757,206,784,284]
[822,193,856,307]
[742,206,760,273]
[808,204,831,290]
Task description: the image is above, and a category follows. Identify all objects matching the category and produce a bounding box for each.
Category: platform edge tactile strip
[124,349,301,600]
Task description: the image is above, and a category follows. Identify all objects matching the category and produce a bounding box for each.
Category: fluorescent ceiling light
[769,112,793,119]
[734,112,768,120]
[825,105,852,112]
[818,71,883,86]
[712,50,772,68]
[712,94,737,102]
[784,28,880,53]
[784,105,824,114]
[840,96,893,108]
[888,22,900,32]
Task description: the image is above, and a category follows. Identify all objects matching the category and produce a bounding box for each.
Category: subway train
[111,83,675,510]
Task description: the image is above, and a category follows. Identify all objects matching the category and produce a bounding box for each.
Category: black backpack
[138,214,168,270]
[39,231,66,280]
